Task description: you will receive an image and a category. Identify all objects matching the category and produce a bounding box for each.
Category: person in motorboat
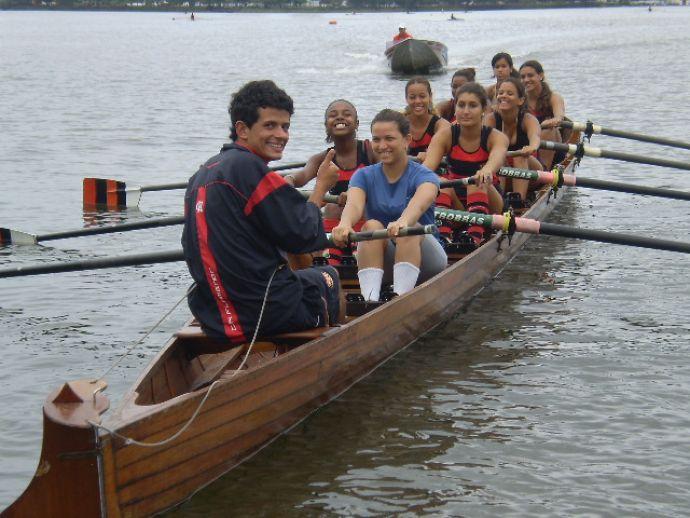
[393,25,413,42]
[286,99,375,265]
[182,80,343,343]
[484,76,541,207]
[423,82,508,247]
[332,109,446,302]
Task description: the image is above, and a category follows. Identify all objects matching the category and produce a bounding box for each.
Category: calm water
[2,6,690,516]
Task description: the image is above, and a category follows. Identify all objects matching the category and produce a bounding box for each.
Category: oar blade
[0,228,38,246]
[83,178,142,210]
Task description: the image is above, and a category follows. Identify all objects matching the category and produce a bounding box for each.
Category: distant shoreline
[1,3,669,14]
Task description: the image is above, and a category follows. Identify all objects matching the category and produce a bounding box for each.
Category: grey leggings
[381,234,448,285]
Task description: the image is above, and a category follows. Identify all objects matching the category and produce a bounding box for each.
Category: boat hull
[385,39,448,74]
[4,149,577,517]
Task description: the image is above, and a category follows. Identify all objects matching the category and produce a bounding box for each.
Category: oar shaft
[140,182,187,193]
[498,167,690,201]
[37,216,186,242]
[0,250,185,279]
[537,222,690,254]
[0,226,435,278]
[434,208,690,254]
[562,121,690,151]
[541,141,690,171]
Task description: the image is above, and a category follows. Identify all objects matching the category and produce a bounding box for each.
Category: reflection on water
[2,6,690,516]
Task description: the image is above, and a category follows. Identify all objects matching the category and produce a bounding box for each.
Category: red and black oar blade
[83,178,141,210]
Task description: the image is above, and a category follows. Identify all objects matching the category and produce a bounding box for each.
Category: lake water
[1,6,690,516]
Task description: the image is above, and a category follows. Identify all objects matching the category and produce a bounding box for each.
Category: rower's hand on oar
[416,151,427,162]
[541,117,563,129]
[518,144,538,157]
[331,223,353,247]
[337,192,348,207]
[315,149,340,192]
[474,167,493,186]
[387,218,409,239]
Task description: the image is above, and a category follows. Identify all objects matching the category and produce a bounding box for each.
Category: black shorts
[287,266,340,331]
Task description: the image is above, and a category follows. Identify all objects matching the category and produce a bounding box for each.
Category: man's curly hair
[228,80,294,141]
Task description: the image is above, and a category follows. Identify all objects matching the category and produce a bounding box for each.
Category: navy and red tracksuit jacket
[182,143,329,342]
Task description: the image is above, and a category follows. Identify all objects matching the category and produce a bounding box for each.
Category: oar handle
[329,225,437,245]
[440,177,475,188]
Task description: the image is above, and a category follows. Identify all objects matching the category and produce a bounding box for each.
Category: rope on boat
[95,283,197,383]
[89,267,279,448]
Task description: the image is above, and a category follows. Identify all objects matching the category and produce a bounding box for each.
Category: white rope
[89,267,279,448]
[96,283,196,382]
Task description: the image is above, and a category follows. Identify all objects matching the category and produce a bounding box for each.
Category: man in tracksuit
[182,80,341,342]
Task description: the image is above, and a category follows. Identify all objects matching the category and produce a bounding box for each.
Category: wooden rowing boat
[2,134,578,517]
[385,38,448,74]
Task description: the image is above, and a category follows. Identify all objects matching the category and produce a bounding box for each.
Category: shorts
[287,266,340,331]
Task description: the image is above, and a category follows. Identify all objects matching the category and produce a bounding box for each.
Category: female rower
[403,77,454,241]
[436,68,476,123]
[519,60,565,168]
[287,99,375,264]
[486,52,519,106]
[485,76,541,205]
[332,109,446,301]
[423,82,509,247]
[404,77,450,161]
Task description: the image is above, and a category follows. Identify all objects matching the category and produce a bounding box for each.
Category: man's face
[235,107,290,162]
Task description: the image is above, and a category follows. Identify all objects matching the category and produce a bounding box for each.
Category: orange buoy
[329,20,337,25]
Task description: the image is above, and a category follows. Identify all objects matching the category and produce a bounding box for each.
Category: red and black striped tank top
[409,115,440,157]
[329,139,372,195]
[446,125,492,179]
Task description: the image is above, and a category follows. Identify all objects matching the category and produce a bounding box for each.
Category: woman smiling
[332,109,446,301]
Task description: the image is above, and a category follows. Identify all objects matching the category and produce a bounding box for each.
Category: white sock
[358,268,384,302]
[393,262,420,296]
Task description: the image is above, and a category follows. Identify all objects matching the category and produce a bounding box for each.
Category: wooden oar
[0,216,186,246]
[561,121,690,151]
[434,208,690,254]
[1,187,357,246]
[0,226,435,278]
[498,166,690,201]
[540,140,690,171]
[83,162,307,210]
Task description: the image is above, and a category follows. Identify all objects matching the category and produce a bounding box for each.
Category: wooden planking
[151,368,170,404]
[119,400,334,517]
[163,354,189,398]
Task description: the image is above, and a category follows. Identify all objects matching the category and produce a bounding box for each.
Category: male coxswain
[182,80,344,342]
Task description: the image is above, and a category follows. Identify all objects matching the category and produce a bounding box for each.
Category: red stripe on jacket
[195,186,247,343]
[244,172,287,216]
